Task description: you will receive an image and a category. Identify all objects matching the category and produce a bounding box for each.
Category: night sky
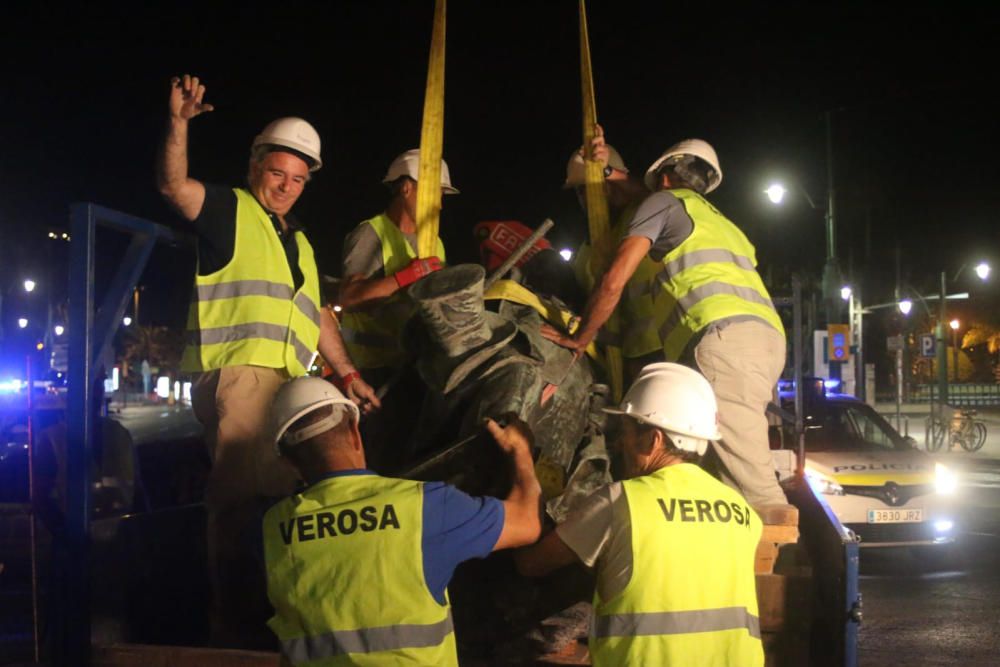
[1,1,998,330]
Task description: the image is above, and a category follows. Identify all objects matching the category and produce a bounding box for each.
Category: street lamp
[840,285,852,301]
[123,316,133,327]
[54,324,65,336]
[898,299,913,315]
[23,279,36,293]
[18,317,28,329]
[764,183,787,204]
[936,261,990,409]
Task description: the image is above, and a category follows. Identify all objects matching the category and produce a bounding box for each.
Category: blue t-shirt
[305,470,504,605]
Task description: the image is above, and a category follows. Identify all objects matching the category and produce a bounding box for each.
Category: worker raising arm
[155,73,379,646]
[544,137,790,513]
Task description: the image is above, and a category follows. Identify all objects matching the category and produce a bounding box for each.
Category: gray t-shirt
[341,218,419,279]
[555,481,634,603]
[624,191,695,262]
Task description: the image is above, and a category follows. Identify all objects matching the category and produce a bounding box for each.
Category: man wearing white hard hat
[339,149,459,373]
[565,126,662,381]
[543,137,789,512]
[263,376,541,666]
[157,74,379,645]
[516,363,764,667]
[337,149,459,467]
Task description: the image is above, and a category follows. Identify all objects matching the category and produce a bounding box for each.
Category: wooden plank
[761,523,800,545]
[92,644,280,667]
[755,539,779,574]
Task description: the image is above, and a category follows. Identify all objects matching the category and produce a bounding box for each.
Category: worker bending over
[156,74,378,645]
[263,376,542,666]
[517,363,764,667]
[544,138,789,511]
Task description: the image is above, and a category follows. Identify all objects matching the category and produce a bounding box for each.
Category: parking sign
[920,333,936,358]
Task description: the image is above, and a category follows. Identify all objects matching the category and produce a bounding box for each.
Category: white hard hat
[564,144,629,188]
[382,149,459,194]
[253,117,323,172]
[644,139,722,194]
[604,362,721,455]
[270,376,359,455]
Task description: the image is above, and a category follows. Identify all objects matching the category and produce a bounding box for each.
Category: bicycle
[925,413,948,452]
[951,409,987,452]
[925,409,987,452]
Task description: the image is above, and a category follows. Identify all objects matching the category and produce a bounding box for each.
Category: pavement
[106,400,203,445]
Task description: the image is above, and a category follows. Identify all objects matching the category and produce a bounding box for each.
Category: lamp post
[764,112,842,324]
[936,262,989,412]
[949,319,960,381]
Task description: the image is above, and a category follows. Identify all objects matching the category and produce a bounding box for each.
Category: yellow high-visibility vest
[339,213,446,370]
[653,189,784,361]
[182,188,322,376]
[573,205,662,359]
[263,475,457,666]
[590,464,764,666]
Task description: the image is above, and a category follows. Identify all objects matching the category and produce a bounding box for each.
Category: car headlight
[935,462,958,496]
[806,469,844,496]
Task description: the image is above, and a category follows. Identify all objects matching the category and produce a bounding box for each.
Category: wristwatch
[603,164,614,178]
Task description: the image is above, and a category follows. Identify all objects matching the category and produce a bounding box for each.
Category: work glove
[394,256,443,288]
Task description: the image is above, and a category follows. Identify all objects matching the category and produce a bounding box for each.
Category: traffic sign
[886,334,904,352]
[827,324,851,361]
[919,333,936,358]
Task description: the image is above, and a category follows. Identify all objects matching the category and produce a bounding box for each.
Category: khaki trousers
[692,320,788,507]
[192,365,300,647]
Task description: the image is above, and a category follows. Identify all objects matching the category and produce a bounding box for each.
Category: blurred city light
[36,342,44,351]
[333,305,343,313]
[23,279,36,292]
[123,316,133,326]
[898,300,913,315]
[764,183,787,205]
[559,248,573,261]
[54,325,65,336]
[949,319,960,330]
[840,286,852,301]
[155,377,171,399]
[975,262,991,280]
[17,318,28,329]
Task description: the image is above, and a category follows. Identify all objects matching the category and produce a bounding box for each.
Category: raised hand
[169,74,215,121]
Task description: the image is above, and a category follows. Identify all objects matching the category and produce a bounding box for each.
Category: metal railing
[910,383,1000,406]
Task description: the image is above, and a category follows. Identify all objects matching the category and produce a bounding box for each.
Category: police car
[776,384,958,550]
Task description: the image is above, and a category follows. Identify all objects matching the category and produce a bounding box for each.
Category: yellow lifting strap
[416,0,447,259]
[579,0,624,400]
[484,280,600,361]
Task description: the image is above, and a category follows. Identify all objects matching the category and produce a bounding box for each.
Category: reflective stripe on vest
[592,606,761,639]
[282,615,455,663]
[182,188,322,376]
[652,189,784,361]
[264,475,458,667]
[589,464,763,667]
[573,205,662,359]
[339,213,446,370]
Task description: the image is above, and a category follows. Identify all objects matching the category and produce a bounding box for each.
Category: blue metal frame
[64,203,190,666]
